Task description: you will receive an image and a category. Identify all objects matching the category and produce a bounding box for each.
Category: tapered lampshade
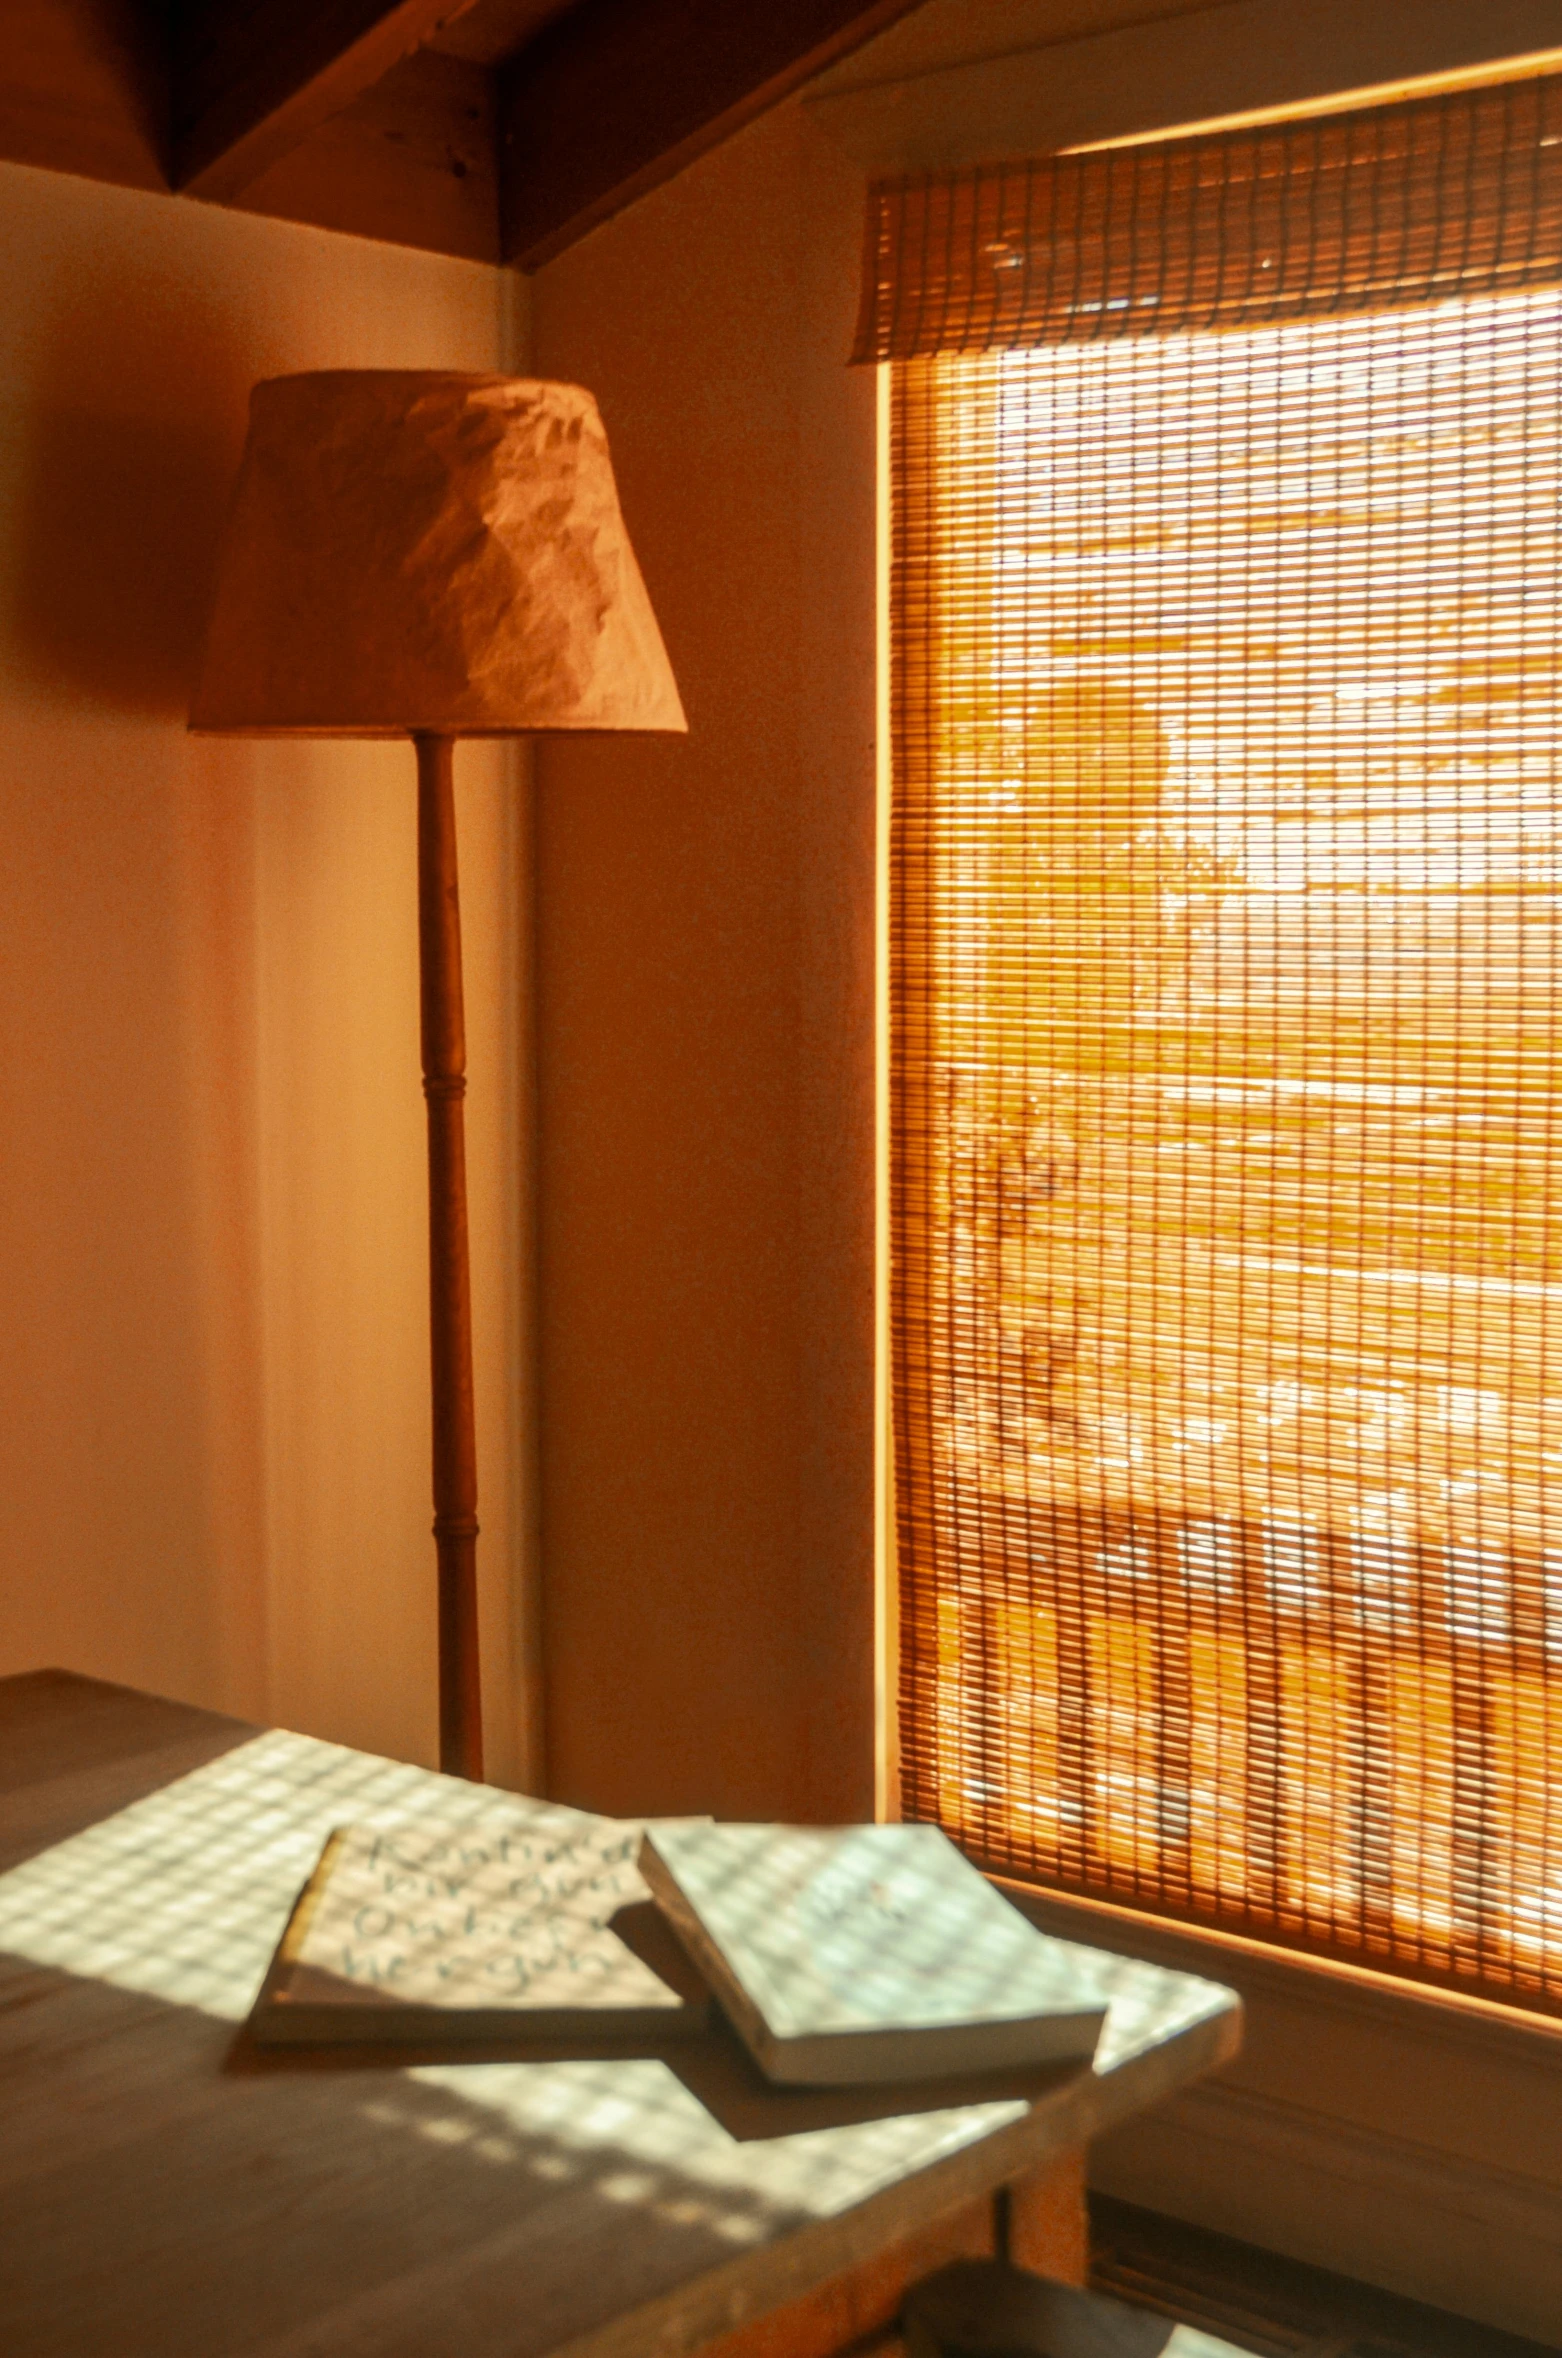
[191,370,686,739]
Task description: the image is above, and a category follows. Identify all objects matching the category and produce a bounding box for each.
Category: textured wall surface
[0,160,534,1781]
[532,100,881,1827]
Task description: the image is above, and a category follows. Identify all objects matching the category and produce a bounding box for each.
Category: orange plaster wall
[531,103,880,1823]
[529,29,1562,2353]
[0,159,534,1782]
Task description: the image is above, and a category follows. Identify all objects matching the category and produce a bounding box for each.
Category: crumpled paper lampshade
[190,371,687,738]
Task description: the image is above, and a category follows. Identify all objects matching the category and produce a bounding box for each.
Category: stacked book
[250,1814,710,2048]
[252,1814,1109,2085]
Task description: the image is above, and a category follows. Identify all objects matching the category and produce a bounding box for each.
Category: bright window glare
[899,280,1562,1996]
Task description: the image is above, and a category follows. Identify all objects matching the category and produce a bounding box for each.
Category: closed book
[251,1814,709,2046]
[638,1822,1108,2087]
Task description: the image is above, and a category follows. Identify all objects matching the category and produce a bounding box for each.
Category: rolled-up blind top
[852,72,1562,363]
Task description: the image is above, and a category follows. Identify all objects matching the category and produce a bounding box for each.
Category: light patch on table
[1082,1947,1234,2076]
[0,1730,604,2022]
[0,1733,1043,2228]
[398,2052,1037,2228]
[0,1719,1237,2261]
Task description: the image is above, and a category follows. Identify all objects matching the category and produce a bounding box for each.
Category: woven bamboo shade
[874,74,1562,2011]
[853,76,1562,363]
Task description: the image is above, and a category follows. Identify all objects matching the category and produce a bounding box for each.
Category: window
[861,78,1562,2012]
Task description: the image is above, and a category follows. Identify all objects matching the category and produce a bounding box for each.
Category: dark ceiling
[2,0,925,267]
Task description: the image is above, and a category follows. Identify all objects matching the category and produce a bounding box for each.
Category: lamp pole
[192,375,685,1786]
[414,731,483,1780]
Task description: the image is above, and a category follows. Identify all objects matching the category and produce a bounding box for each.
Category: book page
[276,1819,694,2015]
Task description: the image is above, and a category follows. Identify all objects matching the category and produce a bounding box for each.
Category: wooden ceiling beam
[498,0,926,269]
[0,0,170,192]
[3,0,925,269]
[172,0,487,200]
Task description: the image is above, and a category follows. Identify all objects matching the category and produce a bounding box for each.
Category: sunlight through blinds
[864,77,1562,2009]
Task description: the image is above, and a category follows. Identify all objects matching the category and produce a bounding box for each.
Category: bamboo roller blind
[872,77,1562,2009]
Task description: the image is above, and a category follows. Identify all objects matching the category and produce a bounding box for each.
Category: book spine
[637,1834,781,2077]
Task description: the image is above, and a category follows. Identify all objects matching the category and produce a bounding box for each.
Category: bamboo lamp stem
[415,732,483,1780]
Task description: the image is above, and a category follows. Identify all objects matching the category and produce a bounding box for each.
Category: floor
[1088,2197,1559,2358]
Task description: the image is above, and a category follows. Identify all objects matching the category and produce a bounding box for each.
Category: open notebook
[251,1814,709,2046]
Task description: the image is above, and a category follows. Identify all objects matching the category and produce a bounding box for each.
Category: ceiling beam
[499,0,926,269]
[0,0,169,192]
[172,0,486,200]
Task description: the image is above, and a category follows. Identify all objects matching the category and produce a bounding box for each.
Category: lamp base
[415,731,483,1781]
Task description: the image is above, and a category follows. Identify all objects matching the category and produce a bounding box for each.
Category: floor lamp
[190,371,686,1781]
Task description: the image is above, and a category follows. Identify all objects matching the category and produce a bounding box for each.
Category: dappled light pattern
[0,1731,1125,2228]
[0,1687,1238,2358]
[0,1731,591,2021]
[892,275,1562,2006]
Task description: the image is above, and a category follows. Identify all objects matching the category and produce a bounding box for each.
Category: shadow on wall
[13,406,235,711]
[8,278,246,713]
[0,240,267,1713]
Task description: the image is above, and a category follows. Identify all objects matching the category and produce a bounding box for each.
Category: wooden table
[0,1672,1241,2358]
